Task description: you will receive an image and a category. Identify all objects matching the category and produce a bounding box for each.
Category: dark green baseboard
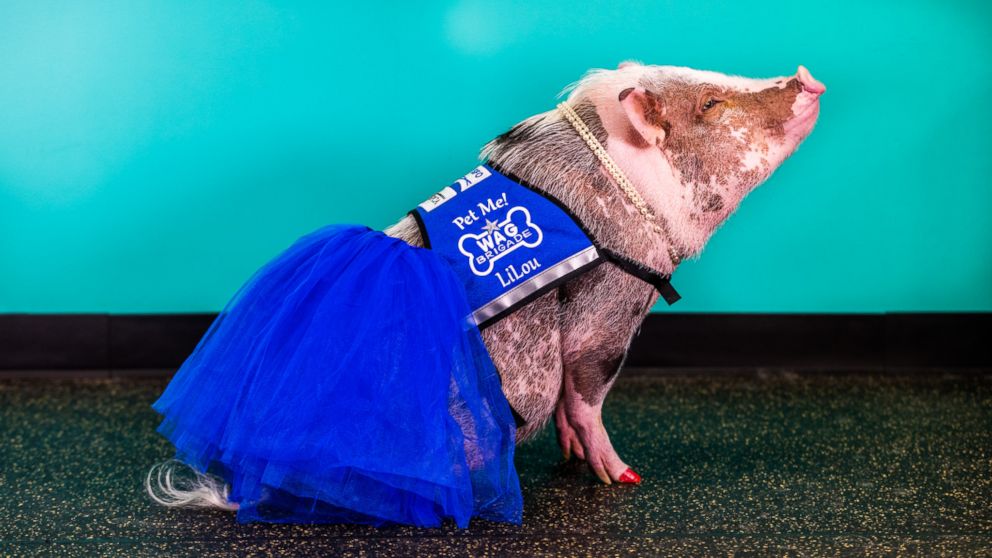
[1,313,989,375]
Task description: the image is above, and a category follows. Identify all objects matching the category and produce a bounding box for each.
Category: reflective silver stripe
[471,245,600,326]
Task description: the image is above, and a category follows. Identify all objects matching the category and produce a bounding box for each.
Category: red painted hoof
[618,468,641,484]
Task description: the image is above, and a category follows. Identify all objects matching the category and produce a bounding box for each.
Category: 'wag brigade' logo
[458,206,543,276]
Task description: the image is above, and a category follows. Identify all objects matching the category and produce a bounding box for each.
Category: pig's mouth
[783,100,820,136]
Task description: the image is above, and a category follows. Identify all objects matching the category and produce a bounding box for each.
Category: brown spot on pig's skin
[701,191,724,212]
[657,77,802,208]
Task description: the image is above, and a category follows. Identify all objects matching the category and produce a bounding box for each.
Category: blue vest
[411,163,679,330]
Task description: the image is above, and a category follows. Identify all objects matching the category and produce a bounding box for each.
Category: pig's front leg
[555,370,634,484]
[556,264,657,484]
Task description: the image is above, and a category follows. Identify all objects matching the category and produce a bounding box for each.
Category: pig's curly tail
[144,459,239,512]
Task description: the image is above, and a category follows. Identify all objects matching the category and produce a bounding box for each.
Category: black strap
[509,406,527,429]
[598,248,681,305]
[482,161,681,306]
[408,209,431,249]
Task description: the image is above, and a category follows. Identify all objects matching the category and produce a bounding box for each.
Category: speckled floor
[1,371,990,557]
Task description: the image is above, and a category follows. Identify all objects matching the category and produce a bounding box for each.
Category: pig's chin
[767,100,820,166]
[783,100,820,140]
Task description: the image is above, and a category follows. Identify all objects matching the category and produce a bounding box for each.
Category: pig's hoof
[617,468,641,484]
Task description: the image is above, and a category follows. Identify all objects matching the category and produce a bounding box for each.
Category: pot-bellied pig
[385,61,825,485]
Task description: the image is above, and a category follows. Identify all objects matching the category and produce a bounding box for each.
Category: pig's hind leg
[386,216,567,445]
[481,290,566,443]
[556,265,657,484]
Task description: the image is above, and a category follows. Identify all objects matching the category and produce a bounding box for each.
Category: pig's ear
[618,87,668,147]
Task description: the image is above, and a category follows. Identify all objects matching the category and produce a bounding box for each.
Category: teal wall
[1,1,989,313]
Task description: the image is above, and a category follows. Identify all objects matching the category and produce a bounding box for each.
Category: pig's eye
[701,97,723,112]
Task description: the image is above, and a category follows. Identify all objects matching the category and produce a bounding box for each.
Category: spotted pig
[385,61,825,484]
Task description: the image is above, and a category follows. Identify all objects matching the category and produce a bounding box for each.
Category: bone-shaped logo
[458,206,543,276]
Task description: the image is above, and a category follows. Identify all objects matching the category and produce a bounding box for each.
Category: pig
[146,61,825,513]
[384,61,825,484]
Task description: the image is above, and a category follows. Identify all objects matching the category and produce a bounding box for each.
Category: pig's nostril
[796,65,826,95]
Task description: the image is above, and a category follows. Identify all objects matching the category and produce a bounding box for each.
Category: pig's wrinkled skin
[384,61,824,484]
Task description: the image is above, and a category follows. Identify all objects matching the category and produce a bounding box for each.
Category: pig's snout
[782,65,824,137]
[797,65,826,95]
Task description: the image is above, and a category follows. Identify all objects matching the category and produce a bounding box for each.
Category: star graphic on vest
[482,218,500,235]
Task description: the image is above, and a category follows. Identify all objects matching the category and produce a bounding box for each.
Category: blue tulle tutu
[151,224,523,528]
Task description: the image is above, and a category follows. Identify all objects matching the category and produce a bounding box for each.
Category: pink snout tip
[618,468,641,484]
[797,65,826,95]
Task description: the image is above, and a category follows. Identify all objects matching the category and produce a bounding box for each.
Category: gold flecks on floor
[0,371,990,557]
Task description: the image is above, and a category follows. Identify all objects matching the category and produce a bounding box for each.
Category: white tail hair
[145,459,239,512]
